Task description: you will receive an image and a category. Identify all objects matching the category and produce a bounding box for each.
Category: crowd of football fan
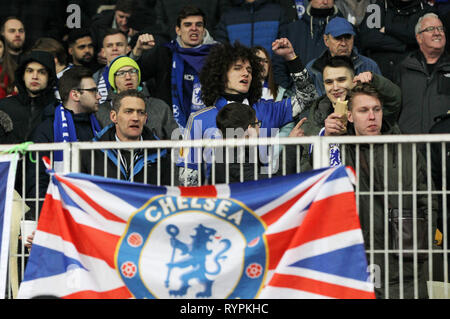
[1,0,450,299]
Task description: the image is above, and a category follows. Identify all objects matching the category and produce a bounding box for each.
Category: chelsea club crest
[115,196,268,299]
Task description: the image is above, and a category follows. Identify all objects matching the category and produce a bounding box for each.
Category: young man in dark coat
[0,50,58,198]
[26,66,102,212]
[342,82,437,299]
[81,89,172,186]
[131,5,218,129]
[0,50,58,143]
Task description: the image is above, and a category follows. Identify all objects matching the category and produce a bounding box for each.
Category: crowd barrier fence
[2,134,450,299]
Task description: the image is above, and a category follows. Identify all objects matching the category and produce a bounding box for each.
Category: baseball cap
[325,17,356,38]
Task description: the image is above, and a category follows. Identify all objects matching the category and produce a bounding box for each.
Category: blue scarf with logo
[166,40,213,128]
[53,103,101,171]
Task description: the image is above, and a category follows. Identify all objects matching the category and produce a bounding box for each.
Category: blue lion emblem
[165,224,231,297]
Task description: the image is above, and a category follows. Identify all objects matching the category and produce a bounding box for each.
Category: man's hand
[25,230,35,252]
[324,113,346,136]
[289,117,307,137]
[353,71,373,84]
[132,33,156,57]
[272,38,297,61]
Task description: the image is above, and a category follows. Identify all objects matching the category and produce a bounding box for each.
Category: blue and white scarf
[53,103,102,172]
[312,127,342,167]
[97,66,110,104]
[167,40,213,128]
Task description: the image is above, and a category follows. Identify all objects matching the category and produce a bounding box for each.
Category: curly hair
[200,42,263,107]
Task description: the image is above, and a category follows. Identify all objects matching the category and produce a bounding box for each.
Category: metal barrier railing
[2,134,450,299]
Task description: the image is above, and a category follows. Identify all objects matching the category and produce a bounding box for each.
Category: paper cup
[20,220,37,240]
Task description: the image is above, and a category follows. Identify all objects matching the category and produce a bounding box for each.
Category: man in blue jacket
[306,17,381,96]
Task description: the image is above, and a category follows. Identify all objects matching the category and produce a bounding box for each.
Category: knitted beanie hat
[108,55,141,91]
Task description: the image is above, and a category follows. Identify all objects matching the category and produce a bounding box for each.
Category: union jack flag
[0,154,18,299]
[17,164,375,299]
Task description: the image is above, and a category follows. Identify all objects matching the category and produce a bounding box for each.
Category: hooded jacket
[0,50,58,143]
[273,3,342,90]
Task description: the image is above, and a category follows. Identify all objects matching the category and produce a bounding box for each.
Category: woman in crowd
[0,36,16,99]
[252,45,281,101]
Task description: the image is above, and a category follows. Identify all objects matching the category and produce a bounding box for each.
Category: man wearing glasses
[96,55,178,140]
[394,13,449,135]
[27,66,102,216]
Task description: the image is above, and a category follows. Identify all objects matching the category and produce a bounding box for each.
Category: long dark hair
[200,42,263,107]
[251,46,278,99]
[0,36,16,95]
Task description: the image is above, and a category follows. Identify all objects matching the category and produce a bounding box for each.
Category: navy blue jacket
[80,124,172,185]
[214,0,288,57]
[272,4,342,90]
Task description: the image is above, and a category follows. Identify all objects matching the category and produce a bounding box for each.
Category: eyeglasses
[418,26,445,34]
[76,87,99,94]
[249,120,262,127]
[115,69,139,77]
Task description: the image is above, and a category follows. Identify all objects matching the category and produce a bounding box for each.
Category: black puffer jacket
[0,50,58,144]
